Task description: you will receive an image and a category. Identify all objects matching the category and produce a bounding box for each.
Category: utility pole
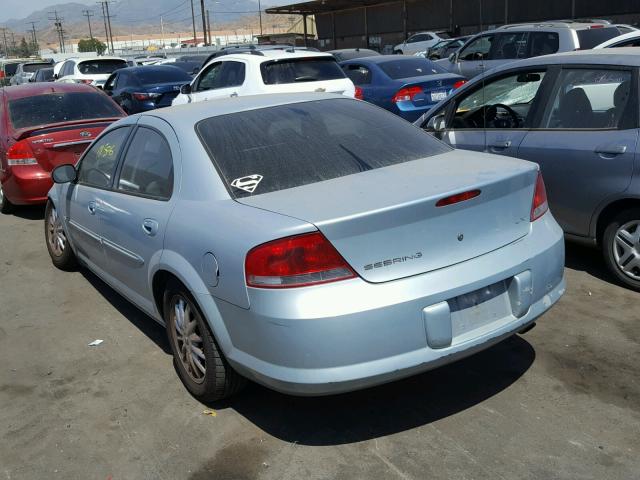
[206,10,211,46]
[27,21,38,55]
[189,0,197,45]
[48,10,65,53]
[200,0,207,45]
[258,0,263,36]
[160,16,165,48]
[82,9,94,39]
[105,1,115,54]
[1,28,9,57]
[99,2,109,50]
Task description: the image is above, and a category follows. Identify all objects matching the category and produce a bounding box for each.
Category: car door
[98,118,178,314]
[423,67,550,158]
[191,60,246,102]
[65,126,132,274]
[517,66,639,237]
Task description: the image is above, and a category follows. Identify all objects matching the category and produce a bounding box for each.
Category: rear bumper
[1,167,51,205]
[204,213,565,396]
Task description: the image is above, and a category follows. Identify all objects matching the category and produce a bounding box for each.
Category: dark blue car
[340,56,465,122]
[103,65,192,114]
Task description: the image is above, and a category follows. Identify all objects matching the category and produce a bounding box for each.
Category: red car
[0,83,125,213]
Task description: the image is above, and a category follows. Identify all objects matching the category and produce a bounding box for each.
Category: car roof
[115,65,188,74]
[329,48,379,53]
[144,92,346,126]
[72,56,126,63]
[1,82,99,100]
[496,22,618,31]
[343,54,432,64]
[484,47,640,74]
[210,49,334,64]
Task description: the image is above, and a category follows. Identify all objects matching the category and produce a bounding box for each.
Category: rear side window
[529,32,560,56]
[196,98,450,198]
[78,59,127,75]
[4,63,19,76]
[379,59,446,79]
[576,27,621,49]
[488,32,529,60]
[261,58,346,84]
[117,128,174,199]
[8,92,123,130]
[78,128,130,188]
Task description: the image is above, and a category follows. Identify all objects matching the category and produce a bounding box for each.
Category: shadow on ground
[11,205,45,221]
[80,269,171,354]
[564,241,623,288]
[216,334,535,446]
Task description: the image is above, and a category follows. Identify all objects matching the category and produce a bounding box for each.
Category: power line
[82,10,95,39]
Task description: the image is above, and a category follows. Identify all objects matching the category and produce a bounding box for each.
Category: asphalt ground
[1,206,638,480]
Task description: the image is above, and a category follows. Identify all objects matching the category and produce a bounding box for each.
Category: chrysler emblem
[79,131,92,137]
[457,233,464,241]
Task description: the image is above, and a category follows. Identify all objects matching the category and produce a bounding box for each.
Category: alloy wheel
[47,206,67,256]
[612,220,640,281]
[170,295,206,384]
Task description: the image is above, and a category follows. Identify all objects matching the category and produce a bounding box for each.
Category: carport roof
[266,0,395,15]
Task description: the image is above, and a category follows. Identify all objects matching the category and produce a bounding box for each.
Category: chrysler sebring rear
[46,94,565,401]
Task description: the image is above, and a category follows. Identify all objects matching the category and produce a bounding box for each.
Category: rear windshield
[135,67,192,84]
[261,57,346,84]
[379,59,447,79]
[37,68,54,80]
[8,92,122,130]
[23,63,50,73]
[78,59,127,74]
[196,98,449,198]
[4,63,19,76]
[576,27,621,49]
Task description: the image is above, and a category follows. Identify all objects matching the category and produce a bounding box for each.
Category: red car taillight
[354,86,364,100]
[133,92,161,101]
[453,79,467,89]
[530,172,549,221]
[0,71,5,79]
[7,141,37,166]
[245,232,356,288]
[392,86,422,103]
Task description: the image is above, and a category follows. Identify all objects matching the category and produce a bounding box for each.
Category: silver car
[45,94,565,401]
[419,48,640,291]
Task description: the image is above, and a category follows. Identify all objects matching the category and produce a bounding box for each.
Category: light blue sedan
[44,93,565,401]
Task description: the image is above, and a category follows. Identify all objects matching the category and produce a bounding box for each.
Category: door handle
[595,145,627,156]
[489,140,512,150]
[87,201,96,215]
[230,92,238,98]
[142,218,159,236]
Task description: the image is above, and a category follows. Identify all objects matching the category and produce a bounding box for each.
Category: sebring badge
[231,174,263,193]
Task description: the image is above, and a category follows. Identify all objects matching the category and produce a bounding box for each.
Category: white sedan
[172,49,355,106]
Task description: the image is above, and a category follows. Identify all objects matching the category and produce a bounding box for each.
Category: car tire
[0,184,15,214]
[163,279,246,402]
[44,200,78,270]
[602,208,640,291]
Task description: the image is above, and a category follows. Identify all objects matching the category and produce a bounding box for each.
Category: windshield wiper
[294,76,319,82]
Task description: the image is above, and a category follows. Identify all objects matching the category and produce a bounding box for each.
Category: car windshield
[23,63,50,73]
[196,98,450,198]
[78,59,127,74]
[8,92,123,130]
[379,59,447,79]
[135,67,192,84]
[261,58,346,84]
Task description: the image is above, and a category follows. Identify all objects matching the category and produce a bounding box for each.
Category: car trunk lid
[145,81,188,107]
[394,73,463,105]
[239,149,538,283]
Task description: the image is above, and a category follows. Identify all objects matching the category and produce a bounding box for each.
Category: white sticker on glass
[231,174,263,193]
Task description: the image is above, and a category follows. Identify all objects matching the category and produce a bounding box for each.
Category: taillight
[0,71,5,79]
[133,92,161,101]
[392,86,422,103]
[354,86,364,100]
[530,172,548,221]
[245,232,356,288]
[452,79,467,89]
[7,141,37,166]
[436,189,481,207]
[77,79,94,84]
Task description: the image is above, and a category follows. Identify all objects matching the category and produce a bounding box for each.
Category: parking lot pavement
[0,207,638,480]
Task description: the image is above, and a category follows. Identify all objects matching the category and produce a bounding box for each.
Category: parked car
[613,24,639,35]
[418,48,640,290]
[9,61,52,85]
[29,67,55,83]
[200,45,317,67]
[45,93,565,401]
[329,48,381,62]
[419,36,470,60]
[0,59,30,86]
[394,31,446,55]
[0,83,125,213]
[341,55,465,121]
[103,65,192,113]
[436,22,621,79]
[172,50,355,106]
[55,56,128,88]
[595,30,640,48]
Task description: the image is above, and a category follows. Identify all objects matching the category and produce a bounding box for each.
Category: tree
[78,38,107,55]
[18,37,31,57]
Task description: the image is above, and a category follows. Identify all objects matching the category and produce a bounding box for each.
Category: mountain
[0,0,289,43]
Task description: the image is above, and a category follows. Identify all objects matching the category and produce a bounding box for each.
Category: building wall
[313,0,640,51]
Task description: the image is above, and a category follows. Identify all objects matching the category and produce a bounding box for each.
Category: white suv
[394,32,445,55]
[172,49,355,106]
[55,56,127,88]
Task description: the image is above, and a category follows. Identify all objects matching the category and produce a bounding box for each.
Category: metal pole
[190,0,197,45]
[161,16,165,48]
[303,13,308,47]
[83,10,94,39]
[105,1,115,53]
[200,0,207,45]
[99,2,109,48]
[206,11,212,46]
[258,0,263,36]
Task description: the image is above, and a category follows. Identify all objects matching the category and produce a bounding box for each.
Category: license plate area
[449,280,512,344]
[430,91,447,102]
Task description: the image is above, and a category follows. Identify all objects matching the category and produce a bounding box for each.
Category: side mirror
[180,83,192,95]
[52,164,77,184]
[425,114,447,137]
[192,67,200,75]
[53,73,59,80]
[448,52,458,63]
